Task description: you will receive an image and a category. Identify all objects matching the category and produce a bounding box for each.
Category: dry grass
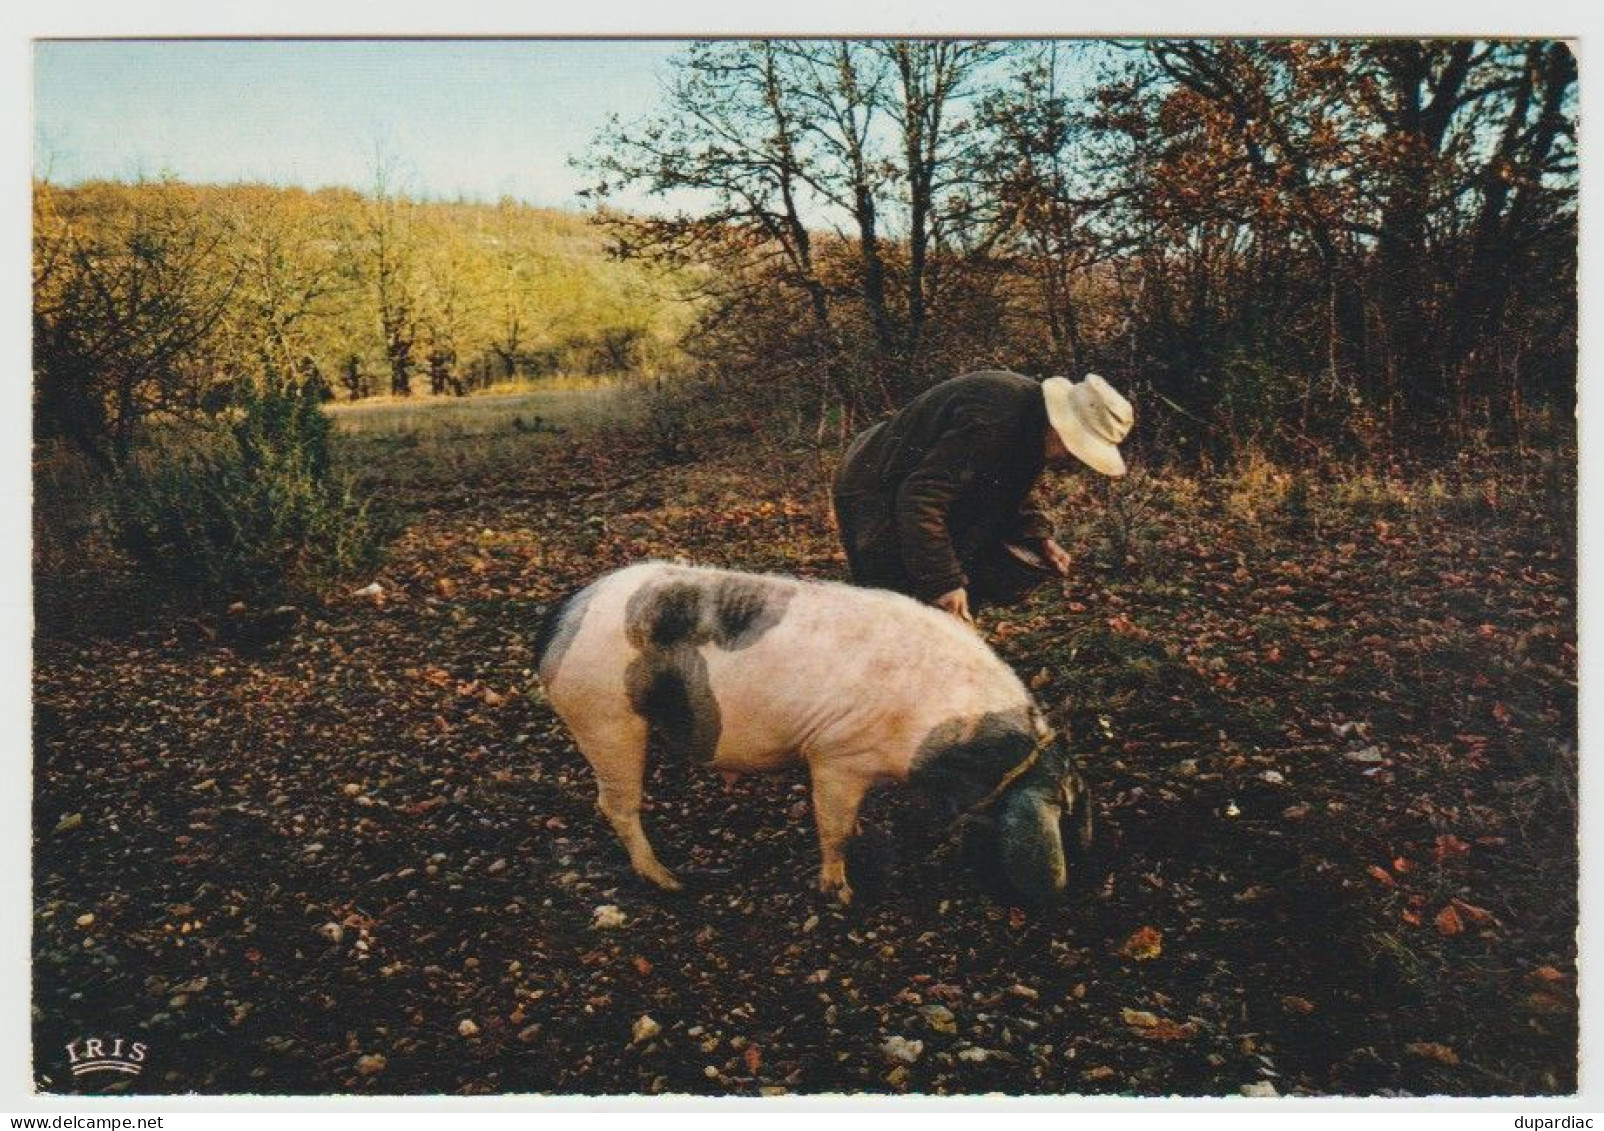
[325,378,651,497]
[325,377,641,440]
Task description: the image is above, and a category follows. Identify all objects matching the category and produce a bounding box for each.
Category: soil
[32,429,1578,1096]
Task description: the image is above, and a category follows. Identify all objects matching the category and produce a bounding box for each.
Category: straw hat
[1042,374,1134,477]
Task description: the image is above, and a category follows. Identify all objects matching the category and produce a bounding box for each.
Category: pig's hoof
[637,867,684,893]
[818,877,853,906]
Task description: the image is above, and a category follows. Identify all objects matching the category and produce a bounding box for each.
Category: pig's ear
[998,790,1068,904]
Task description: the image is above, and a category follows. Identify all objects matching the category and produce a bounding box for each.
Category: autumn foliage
[585,40,1576,456]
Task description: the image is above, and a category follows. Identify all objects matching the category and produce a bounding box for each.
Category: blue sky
[34,39,687,211]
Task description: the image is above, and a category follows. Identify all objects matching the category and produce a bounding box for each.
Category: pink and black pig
[534,562,1093,904]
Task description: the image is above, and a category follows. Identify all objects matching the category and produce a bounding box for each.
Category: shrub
[1224,449,1293,525]
[1088,463,1164,572]
[640,377,712,465]
[111,378,393,604]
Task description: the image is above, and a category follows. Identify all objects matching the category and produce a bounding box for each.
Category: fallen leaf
[1281,995,1316,1015]
[1367,865,1395,888]
[1118,926,1163,961]
[1406,1041,1460,1065]
[880,1036,924,1064]
[1121,1008,1159,1029]
[1434,834,1470,864]
[1137,1019,1197,1041]
[1434,903,1464,937]
[1525,990,1570,1015]
[1450,898,1495,926]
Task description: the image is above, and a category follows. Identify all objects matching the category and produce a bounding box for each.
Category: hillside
[33,179,691,401]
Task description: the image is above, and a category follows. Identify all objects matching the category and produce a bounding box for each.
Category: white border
[3,0,1596,1116]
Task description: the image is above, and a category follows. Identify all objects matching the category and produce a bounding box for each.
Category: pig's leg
[575,717,683,892]
[810,768,870,905]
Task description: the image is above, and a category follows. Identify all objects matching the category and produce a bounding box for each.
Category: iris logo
[64,1036,147,1078]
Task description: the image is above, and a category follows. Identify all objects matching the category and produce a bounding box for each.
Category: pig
[534,561,1093,904]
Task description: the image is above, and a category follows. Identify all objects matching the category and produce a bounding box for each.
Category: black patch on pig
[711,577,793,649]
[640,582,704,647]
[621,571,796,760]
[622,571,788,762]
[624,572,795,649]
[908,708,1038,814]
[627,656,721,763]
[997,790,1069,904]
[533,582,594,681]
[927,724,1087,906]
[958,820,1013,899]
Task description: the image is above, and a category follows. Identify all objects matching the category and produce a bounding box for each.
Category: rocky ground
[33,426,1577,1096]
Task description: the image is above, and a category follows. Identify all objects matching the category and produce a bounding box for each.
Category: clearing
[33,402,1577,1096]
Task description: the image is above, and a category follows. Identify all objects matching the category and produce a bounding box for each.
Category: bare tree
[972,43,1120,372]
[877,40,1007,384]
[365,149,419,397]
[33,180,239,471]
[582,38,1027,417]
[581,40,874,415]
[1083,39,1576,440]
[219,186,349,380]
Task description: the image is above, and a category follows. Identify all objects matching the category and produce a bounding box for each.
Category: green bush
[111,378,393,604]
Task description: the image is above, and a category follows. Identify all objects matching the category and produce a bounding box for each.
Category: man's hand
[932,588,973,623]
[1041,538,1073,577]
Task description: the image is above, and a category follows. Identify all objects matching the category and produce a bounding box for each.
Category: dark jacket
[832,370,1053,602]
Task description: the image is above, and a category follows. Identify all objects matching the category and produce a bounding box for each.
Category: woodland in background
[32,178,686,474]
[585,39,1577,460]
[33,40,1578,479]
